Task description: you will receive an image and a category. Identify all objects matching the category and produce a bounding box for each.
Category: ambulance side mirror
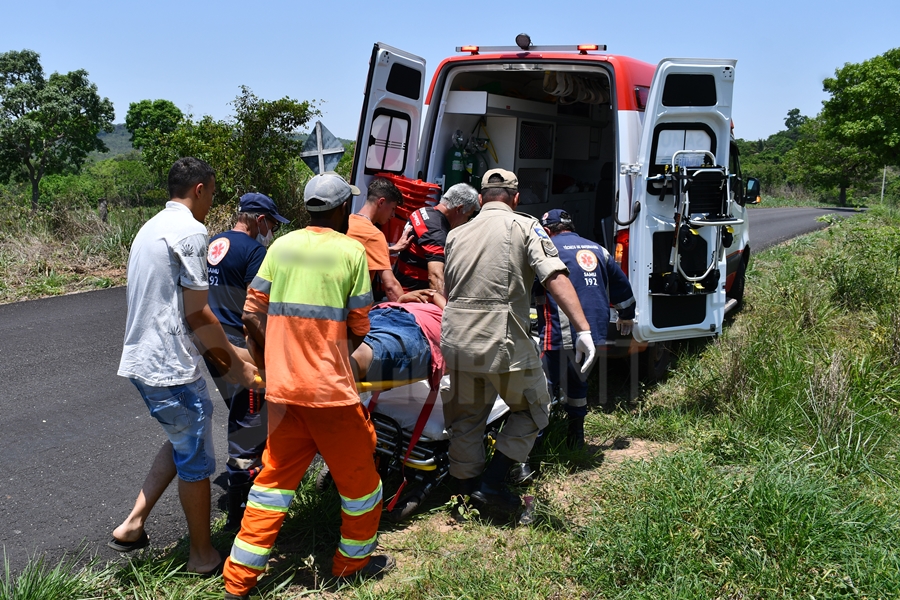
[745,178,761,205]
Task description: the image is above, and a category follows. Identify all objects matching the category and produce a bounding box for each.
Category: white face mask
[256,229,274,247]
[256,218,274,247]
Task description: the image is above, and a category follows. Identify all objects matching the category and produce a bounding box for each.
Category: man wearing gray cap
[224,172,392,600]
[441,168,597,513]
[204,192,289,531]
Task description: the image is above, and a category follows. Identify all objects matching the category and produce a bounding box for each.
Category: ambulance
[350,36,760,379]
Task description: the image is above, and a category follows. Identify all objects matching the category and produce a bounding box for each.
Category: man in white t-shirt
[110,157,258,575]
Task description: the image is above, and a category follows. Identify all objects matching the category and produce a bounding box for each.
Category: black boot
[471,451,521,512]
[451,476,479,497]
[507,462,535,486]
[225,482,253,532]
[567,415,585,450]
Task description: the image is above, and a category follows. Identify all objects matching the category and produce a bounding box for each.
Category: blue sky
[4,0,897,142]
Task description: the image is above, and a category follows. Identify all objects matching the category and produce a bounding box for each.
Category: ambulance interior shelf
[441,91,607,206]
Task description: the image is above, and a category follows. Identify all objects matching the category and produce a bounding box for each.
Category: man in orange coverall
[222,172,393,600]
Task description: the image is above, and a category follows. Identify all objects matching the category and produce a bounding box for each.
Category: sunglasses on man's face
[260,216,280,233]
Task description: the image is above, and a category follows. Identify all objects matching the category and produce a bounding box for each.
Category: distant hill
[87,124,354,163]
[90,124,134,161]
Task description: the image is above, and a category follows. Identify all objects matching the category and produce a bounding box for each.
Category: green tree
[124,99,183,149]
[821,48,900,167]
[140,87,319,220]
[230,86,319,200]
[141,114,236,197]
[786,117,878,206]
[734,109,811,191]
[783,108,808,141]
[89,157,155,206]
[0,49,115,212]
[335,140,355,181]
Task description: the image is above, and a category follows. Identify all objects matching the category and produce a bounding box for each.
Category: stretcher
[316,374,509,521]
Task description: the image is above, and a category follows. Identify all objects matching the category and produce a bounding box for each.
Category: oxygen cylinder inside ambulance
[423,64,618,251]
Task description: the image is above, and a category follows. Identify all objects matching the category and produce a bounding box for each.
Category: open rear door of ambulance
[629,58,737,343]
[350,43,426,213]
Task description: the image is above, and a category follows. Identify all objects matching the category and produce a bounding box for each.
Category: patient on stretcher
[350,289,445,388]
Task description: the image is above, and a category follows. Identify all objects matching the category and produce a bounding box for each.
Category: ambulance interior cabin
[425,63,616,250]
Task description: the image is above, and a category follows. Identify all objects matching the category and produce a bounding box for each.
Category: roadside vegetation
[3,45,900,598]
[3,205,898,599]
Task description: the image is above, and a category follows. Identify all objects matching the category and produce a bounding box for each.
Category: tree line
[2,47,898,217]
[0,49,349,225]
[736,47,900,206]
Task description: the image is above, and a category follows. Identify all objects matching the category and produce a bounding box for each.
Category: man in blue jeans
[205,192,288,530]
[112,158,258,575]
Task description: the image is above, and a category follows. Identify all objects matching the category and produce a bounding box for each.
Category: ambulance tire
[641,341,672,384]
[727,254,747,312]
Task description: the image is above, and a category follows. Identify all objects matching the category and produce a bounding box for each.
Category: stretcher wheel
[385,496,423,523]
[315,463,333,494]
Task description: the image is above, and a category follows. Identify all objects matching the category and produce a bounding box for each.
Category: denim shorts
[364,307,432,383]
[131,377,216,482]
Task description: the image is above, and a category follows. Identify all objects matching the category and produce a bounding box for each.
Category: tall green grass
[570,451,900,598]
[0,551,115,600]
[4,208,900,598]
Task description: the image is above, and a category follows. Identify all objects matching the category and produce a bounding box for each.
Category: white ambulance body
[350,39,758,367]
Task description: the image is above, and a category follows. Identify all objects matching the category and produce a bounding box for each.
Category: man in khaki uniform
[441,168,597,511]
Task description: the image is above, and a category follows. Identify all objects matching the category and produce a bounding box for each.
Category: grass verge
[3,207,899,598]
[0,203,154,304]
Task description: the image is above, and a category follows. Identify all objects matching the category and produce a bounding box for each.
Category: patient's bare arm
[350,342,374,382]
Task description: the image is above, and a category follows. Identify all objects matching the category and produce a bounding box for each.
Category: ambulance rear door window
[386,63,422,101]
[661,74,716,107]
[365,109,411,174]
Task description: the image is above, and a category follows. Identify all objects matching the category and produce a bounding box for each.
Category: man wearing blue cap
[205,192,289,530]
[535,208,635,448]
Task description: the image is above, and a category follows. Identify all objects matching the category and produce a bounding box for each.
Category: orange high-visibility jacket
[244,226,372,406]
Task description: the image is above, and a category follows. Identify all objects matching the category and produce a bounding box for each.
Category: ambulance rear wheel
[727,255,747,312]
[641,341,671,384]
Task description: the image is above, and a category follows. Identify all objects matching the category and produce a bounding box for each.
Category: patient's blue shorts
[364,306,431,383]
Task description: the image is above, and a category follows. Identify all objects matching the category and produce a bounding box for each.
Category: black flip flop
[107,530,149,552]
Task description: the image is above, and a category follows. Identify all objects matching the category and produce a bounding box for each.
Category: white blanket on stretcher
[360,375,509,441]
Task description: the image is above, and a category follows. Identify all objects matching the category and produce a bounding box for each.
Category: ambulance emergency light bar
[457,34,605,55]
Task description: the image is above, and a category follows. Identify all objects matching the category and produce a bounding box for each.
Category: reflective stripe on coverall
[223,402,382,594]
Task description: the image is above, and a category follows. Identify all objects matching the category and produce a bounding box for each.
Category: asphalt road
[0,206,858,573]
[749,206,861,252]
[0,287,231,572]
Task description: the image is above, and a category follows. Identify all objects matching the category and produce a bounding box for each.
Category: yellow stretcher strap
[357,378,425,393]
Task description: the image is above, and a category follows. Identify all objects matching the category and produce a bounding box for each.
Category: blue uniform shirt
[535,231,635,350]
[206,230,267,337]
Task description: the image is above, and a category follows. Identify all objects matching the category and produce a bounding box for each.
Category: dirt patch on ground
[537,437,676,523]
[593,436,675,467]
